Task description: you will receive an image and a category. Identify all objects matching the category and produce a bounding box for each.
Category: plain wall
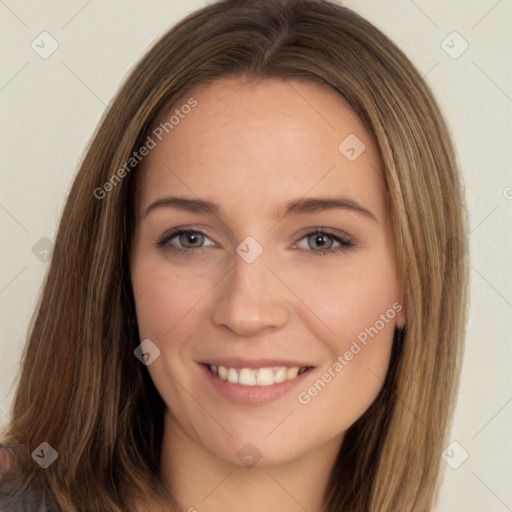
[1,1,511,510]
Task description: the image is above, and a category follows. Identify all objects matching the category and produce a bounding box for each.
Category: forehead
[138,77,386,223]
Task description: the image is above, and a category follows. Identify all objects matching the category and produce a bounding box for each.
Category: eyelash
[155,227,354,257]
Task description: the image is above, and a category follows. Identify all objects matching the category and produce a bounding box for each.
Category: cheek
[289,256,399,419]
[130,261,212,424]
[131,259,214,342]
[289,254,400,344]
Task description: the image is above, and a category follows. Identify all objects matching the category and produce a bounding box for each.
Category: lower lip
[199,364,313,405]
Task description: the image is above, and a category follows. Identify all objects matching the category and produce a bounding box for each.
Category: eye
[155,228,215,254]
[155,227,354,257]
[295,229,354,255]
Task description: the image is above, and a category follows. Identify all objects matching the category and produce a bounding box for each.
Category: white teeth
[256,368,274,386]
[274,367,287,383]
[239,368,257,386]
[211,365,308,386]
[286,367,299,380]
[218,365,228,380]
[227,368,238,384]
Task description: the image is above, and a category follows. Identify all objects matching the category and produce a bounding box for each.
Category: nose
[210,254,290,337]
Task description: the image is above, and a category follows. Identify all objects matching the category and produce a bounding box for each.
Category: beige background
[1,1,511,510]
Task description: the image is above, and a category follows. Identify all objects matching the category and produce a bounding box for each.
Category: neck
[159,409,343,512]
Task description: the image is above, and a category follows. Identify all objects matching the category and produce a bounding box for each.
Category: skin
[130,77,405,512]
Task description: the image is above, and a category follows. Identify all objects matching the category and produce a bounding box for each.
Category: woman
[0,0,469,510]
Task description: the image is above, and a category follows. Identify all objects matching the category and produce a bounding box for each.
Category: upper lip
[200,358,314,369]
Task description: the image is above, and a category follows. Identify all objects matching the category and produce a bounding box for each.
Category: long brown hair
[1,0,469,510]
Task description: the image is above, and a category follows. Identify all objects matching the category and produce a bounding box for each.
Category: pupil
[312,234,330,249]
[182,233,201,247]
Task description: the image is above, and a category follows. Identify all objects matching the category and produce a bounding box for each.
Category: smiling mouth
[203,364,313,387]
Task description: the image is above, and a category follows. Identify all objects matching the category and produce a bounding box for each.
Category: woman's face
[130,78,405,467]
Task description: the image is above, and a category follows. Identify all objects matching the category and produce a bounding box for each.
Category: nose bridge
[210,246,289,335]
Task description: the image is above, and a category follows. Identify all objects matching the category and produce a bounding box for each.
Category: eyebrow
[144,196,377,222]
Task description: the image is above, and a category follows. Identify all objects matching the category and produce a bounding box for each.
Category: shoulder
[0,479,61,512]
